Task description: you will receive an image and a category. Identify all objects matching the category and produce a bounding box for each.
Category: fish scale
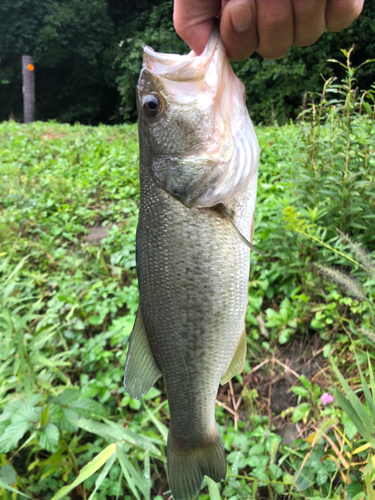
[136,167,252,495]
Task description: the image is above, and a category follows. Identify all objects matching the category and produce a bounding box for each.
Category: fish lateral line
[215,204,266,256]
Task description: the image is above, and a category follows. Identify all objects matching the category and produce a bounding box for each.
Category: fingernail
[230,2,253,33]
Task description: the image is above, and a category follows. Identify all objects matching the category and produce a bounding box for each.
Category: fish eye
[143,94,163,118]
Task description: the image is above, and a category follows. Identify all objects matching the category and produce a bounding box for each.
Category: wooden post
[22,55,35,124]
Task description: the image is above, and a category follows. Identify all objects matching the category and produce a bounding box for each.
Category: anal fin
[220,327,247,385]
[123,308,161,399]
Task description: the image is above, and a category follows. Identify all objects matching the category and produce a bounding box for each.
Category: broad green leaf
[49,404,65,424]
[0,464,17,485]
[70,398,107,418]
[299,376,312,391]
[293,468,313,492]
[50,443,117,500]
[0,420,30,453]
[290,386,310,398]
[316,468,328,486]
[26,394,43,407]
[0,479,32,498]
[313,384,321,400]
[11,404,39,423]
[342,412,358,440]
[249,444,264,456]
[58,409,79,433]
[351,494,366,500]
[346,481,364,500]
[143,387,162,400]
[40,405,50,427]
[0,402,21,422]
[55,388,80,406]
[0,420,10,434]
[278,328,292,345]
[38,423,59,452]
[283,474,293,485]
[292,403,311,423]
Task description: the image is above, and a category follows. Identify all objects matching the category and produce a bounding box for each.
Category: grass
[0,53,375,499]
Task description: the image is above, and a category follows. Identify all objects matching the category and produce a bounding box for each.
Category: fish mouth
[142,23,222,83]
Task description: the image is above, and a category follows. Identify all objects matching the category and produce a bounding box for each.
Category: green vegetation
[1,0,375,124]
[0,54,375,499]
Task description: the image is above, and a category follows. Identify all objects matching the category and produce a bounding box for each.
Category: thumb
[173,0,221,55]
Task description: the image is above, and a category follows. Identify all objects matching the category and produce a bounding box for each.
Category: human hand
[173,0,364,61]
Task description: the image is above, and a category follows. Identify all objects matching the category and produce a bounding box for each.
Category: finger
[173,0,221,55]
[325,0,364,32]
[220,0,258,61]
[293,0,326,47]
[255,0,294,59]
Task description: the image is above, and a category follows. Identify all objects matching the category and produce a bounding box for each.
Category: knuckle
[262,11,291,31]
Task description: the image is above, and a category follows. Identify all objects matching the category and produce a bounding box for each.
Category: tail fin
[167,431,226,500]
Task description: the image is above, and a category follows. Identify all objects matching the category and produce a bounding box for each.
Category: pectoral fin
[220,327,247,385]
[218,204,266,256]
[123,308,161,399]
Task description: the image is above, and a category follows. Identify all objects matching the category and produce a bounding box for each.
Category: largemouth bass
[123,24,259,500]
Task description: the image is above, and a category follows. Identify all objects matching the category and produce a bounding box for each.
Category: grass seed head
[314,263,367,301]
[338,231,375,280]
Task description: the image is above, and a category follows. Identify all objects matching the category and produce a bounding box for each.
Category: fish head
[137,23,259,208]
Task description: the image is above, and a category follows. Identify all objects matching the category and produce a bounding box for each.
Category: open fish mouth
[137,23,260,208]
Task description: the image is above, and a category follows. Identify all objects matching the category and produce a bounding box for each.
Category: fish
[123,22,259,500]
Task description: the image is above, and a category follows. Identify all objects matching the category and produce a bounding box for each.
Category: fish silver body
[123,24,259,500]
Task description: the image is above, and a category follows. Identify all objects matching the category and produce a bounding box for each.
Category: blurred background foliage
[0,0,374,125]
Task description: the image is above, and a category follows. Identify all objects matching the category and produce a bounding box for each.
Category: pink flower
[321,393,334,405]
